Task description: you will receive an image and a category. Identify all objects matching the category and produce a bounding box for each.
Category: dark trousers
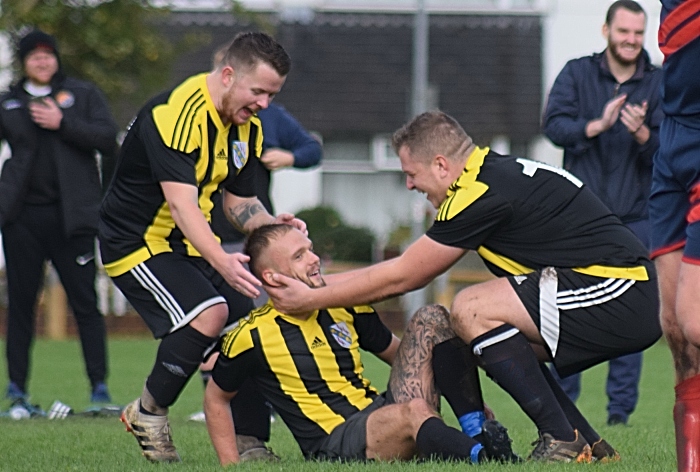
[2,204,107,393]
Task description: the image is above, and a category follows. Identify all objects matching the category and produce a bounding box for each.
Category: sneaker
[236,434,280,462]
[91,382,112,404]
[188,411,206,422]
[591,438,620,463]
[479,419,522,463]
[9,398,46,418]
[120,398,181,462]
[5,382,26,401]
[528,429,592,463]
[607,413,627,426]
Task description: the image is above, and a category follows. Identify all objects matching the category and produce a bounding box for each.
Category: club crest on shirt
[2,99,21,110]
[329,322,352,349]
[231,141,248,169]
[55,90,75,108]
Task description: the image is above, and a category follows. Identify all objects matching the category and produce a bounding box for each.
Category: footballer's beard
[220,91,254,125]
[307,274,326,289]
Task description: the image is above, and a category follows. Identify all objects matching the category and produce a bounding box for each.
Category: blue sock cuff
[470,443,484,463]
[459,411,486,437]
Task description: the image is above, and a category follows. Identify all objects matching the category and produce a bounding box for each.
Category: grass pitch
[0,337,676,471]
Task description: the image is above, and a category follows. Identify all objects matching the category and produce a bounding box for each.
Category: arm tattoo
[388,304,455,408]
[227,200,266,231]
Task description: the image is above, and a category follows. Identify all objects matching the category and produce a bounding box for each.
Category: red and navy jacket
[659,0,700,127]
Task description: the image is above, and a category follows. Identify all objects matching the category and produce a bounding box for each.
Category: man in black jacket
[0,30,117,403]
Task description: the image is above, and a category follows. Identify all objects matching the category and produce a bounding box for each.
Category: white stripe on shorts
[538,267,635,358]
[132,263,185,326]
[539,267,560,357]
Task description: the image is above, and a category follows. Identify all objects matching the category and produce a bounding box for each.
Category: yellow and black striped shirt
[99,74,264,276]
[427,147,651,280]
[212,302,392,457]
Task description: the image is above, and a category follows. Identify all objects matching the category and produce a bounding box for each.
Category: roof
[165,10,542,145]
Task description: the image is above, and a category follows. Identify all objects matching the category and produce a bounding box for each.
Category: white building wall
[270,166,323,215]
[0,32,12,270]
[322,172,411,241]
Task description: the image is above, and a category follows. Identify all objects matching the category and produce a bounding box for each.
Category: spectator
[0,29,117,404]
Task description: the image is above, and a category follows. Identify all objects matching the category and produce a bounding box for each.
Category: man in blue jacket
[0,30,117,403]
[542,0,663,426]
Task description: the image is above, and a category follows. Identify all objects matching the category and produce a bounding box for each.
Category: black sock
[415,417,483,463]
[471,324,575,441]
[540,364,600,444]
[145,325,215,408]
[432,337,486,437]
[433,337,484,417]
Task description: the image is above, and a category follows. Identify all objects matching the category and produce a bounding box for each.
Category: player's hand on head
[265,273,311,314]
[218,252,262,299]
[273,213,308,235]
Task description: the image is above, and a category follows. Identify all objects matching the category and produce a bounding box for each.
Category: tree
[0,0,177,124]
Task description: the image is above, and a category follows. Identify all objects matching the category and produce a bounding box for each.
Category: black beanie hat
[18,30,59,63]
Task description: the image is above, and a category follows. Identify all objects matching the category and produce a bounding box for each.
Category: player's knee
[680,317,700,347]
[191,303,229,337]
[405,398,434,418]
[449,289,480,331]
[409,304,450,331]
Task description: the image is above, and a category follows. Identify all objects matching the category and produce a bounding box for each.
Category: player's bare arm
[267,235,464,313]
[224,192,270,231]
[224,190,307,235]
[162,181,262,297]
[203,380,240,466]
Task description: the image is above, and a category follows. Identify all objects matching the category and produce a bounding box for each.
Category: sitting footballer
[203,223,519,464]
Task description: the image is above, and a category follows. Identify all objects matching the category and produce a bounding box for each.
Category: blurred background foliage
[296,206,376,263]
[0,0,252,123]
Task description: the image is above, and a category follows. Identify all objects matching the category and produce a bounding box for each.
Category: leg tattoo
[389,304,455,408]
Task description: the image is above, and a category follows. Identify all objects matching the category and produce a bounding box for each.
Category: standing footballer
[98,32,305,462]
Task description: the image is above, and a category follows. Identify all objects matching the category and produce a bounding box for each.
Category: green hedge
[296,207,375,263]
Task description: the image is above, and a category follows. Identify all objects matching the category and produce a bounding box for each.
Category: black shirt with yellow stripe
[426,147,651,280]
[212,302,392,458]
[99,74,263,276]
